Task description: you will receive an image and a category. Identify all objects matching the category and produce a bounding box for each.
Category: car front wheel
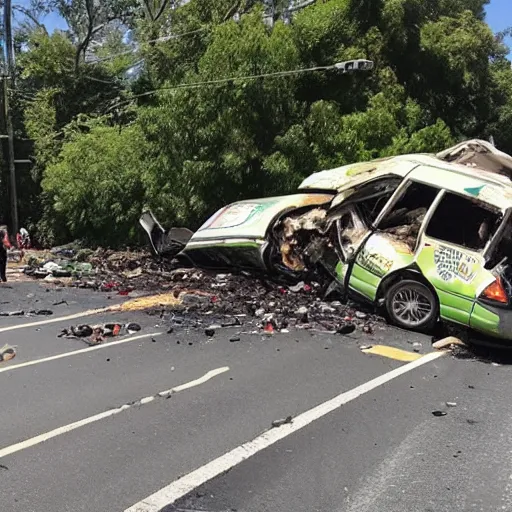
[385,279,438,332]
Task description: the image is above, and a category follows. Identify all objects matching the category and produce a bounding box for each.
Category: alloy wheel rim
[391,287,432,326]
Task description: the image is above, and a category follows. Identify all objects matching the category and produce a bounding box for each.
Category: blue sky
[15,0,512,51]
[486,0,511,49]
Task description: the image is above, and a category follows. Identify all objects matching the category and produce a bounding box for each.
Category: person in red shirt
[16,228,30,250]
[0,226,11,282]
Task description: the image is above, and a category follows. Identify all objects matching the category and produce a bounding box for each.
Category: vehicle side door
[346,180,441,301]
[415,191,502,326]
[328,176,403,287]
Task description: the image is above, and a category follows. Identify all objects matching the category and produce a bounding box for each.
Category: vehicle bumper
[470,302,512,341]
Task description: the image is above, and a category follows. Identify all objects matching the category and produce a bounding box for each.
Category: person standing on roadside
[0,225,11,283]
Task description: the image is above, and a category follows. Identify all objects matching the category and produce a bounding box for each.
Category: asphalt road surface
[0,280,510,512]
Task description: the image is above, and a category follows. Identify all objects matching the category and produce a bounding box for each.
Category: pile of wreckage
[143,270,376,337]
[33,269,379,343]
[19,245,176,291]
[18,245,376,337]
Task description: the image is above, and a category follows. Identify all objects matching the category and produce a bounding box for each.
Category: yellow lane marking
[361,345,423,362]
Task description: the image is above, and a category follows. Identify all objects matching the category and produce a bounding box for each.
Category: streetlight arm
[333,60,375,73]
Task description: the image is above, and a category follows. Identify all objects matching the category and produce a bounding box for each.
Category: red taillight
[481,277,508,304]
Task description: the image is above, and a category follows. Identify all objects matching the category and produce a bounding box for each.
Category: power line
[108,60,374,111]
[86,0,315,66]
[89,27,208,65]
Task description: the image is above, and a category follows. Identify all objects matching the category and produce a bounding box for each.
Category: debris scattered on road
[337,324,356,335]
[264,322,275,334]
[0,309,53,317]
[0,344,16,362]
[446,402,457,407]
[271,415,293,428]
[58,324,93,338]
[58,322,143,345]
[221,317,241,327]
[132,272,382,338]
[89,327,104,345]
[0,310,24,317]
[124,267,143,279]
[360,344,373,350]
[432,336,465,350]
[126,322,142,333]
[21,247,176,292]
[229,336,240,342]
[432,410,448,417]
[32,309,53,316]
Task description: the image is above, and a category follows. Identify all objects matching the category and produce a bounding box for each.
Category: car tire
[385,279,438,332]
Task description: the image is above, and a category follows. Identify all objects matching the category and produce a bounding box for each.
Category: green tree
[40,124,147,246]
[9,0,512,248]
[138,8,302,227]
[50,0,138,71]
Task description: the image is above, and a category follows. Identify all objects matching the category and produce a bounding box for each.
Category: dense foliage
[1,0,511,247]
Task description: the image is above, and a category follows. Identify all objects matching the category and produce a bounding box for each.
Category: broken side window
[426,192,501,251]
[344,177,403,226]
[376,181,440,248]
[337,208,368,260]
[487,220,512,268]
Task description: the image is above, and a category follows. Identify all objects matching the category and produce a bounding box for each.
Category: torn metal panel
[276,208,329,273]
[192,194,333,242]
[436,139,512,180]
[298,158,415,193]
[139,210,193,257]
[271,205,344,281]
[282,208,327,239]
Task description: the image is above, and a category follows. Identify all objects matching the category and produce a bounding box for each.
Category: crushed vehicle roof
[299,139,512,211]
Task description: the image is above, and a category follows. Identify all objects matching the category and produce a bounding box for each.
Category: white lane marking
[0,367,229,460]
[0,307,112,333]
[0,332,163,375]
[166,367,229,394]
[125,351,446,512]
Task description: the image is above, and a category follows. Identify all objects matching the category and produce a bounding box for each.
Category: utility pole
[2,0,18,235]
